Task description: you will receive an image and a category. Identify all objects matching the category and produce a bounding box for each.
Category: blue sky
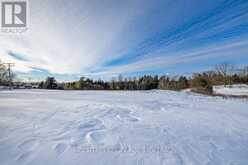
[0,0,248,81]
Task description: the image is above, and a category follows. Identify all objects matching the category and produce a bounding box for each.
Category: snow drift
[0,90,248,165]
[213,84,248,96]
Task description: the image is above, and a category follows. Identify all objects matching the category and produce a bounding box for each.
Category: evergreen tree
[43,77,57,89]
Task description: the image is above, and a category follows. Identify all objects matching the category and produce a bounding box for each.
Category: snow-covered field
[213,84,248,96]
[0,90,248,165]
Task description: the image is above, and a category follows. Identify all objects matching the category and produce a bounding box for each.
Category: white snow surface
[0,90,248,165]
[213,84,248,96]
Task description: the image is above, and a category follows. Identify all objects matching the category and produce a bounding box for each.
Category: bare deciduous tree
[215,63,235,76]
[215,63,235,86]
[242,66,248,76]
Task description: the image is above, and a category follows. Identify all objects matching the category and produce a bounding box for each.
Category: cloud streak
[94,39,248,76]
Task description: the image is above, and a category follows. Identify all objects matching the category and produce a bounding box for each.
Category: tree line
[38,63,248,94]
[0,63,10,85]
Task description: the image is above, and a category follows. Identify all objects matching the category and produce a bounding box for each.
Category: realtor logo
[1,0,29,34]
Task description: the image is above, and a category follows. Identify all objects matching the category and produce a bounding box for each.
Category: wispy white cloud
[94,39,248,76]
[0,0,152,74]
[0,0,247,80]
